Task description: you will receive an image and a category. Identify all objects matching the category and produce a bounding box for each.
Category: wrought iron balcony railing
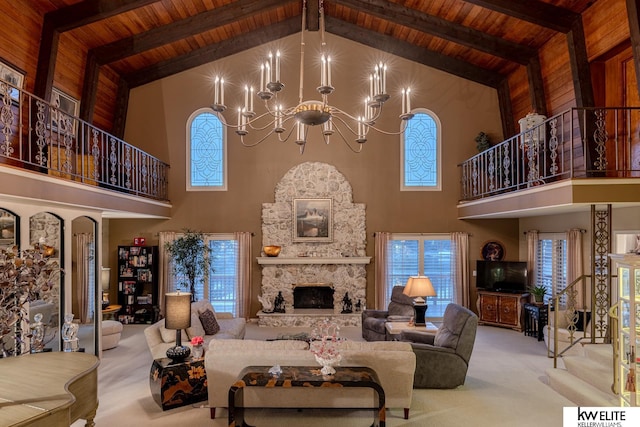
[459,107,640,202]
[0,79,169,201]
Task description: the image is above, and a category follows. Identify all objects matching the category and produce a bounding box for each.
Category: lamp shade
[165,292,192,330]
[403,276,437,298]
[101,267,111,291]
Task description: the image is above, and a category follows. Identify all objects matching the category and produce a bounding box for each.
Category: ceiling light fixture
[211,0,413,154]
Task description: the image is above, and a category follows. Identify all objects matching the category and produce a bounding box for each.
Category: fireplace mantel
[257,257,371,265]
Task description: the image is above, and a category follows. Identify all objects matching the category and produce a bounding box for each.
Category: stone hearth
[258,162,369,327]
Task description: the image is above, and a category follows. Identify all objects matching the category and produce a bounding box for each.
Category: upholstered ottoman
[102,320,123,350]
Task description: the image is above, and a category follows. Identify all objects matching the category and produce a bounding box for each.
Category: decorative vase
[315,353,342,375]
[192,344,204,359]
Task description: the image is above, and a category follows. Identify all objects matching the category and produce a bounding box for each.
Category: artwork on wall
[481,240,505,261]
[0,59,25,102]
[293,198,333,242]
[50,87,80,133]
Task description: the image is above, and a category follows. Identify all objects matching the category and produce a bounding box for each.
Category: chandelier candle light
[211,0,413,154]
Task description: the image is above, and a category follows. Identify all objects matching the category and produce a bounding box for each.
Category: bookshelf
[117,245,159,324]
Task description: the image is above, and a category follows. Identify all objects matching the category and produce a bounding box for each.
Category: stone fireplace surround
[258,162,370,327]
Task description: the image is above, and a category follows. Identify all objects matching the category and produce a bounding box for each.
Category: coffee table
[229,365,385,427]
[385,321,438,339]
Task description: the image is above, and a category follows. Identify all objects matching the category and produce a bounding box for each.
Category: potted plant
[475,131,492,152]
[529,285,547,304]
[164,229,211,302]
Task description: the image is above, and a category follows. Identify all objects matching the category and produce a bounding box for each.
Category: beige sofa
[205,339,416,420]
[144,300,246,360]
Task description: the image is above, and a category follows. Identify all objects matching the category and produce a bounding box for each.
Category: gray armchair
[362,285,415,341]
[400,303,478,389]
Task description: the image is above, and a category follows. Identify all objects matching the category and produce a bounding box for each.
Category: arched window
[401,109,441,190]
[187,109,226,190]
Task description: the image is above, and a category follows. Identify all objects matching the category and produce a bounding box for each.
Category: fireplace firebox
[293,284,334,309]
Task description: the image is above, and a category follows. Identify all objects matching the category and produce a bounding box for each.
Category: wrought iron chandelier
[211,0,413,154]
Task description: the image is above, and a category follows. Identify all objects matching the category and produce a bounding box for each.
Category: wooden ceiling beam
[81,0,295,121]
[324,17,505,88]
[123,17,301,88]
[627,0,640,96]
[335,0,535,65]
[462,0,578,33]
[91,0,294,65]
[307,0,320,31]
[35,0,157,100]
[46,0,158,32]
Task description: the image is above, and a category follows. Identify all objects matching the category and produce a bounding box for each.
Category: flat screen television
[476,260,528,293]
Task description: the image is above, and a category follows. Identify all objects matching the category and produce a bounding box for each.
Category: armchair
[400,303,478,389]
[362,286,415,341]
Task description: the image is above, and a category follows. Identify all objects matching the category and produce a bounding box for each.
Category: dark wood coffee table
[228,365,385,427]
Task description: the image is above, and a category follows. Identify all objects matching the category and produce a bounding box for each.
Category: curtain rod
[372,232,472,237]
[523,229,586,234]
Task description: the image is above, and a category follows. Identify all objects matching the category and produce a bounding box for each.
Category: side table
[523,303,548,341]
[385,321,438,340]
[150,357,208,410]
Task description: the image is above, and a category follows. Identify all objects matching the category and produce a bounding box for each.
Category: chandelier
[211,0,413,154]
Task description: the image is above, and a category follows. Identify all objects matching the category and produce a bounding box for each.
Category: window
[187,109,227,190]
[535,233,567,304]
[170,233,239,316]
[387,234,453,318]
[401,109,441,191]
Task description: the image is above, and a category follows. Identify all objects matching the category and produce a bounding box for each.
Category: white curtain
[235,231,252,319]
[451,232,470,307]
[526,230,539,286]
[567,228,586,308]
[374,232,391,309]
[75,233,92,323]
[158,231,176,318]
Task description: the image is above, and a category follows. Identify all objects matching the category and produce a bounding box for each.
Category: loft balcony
[0,80,171,218]
[457,108,640,219]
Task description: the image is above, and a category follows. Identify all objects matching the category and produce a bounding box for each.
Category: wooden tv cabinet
[476,290,529,331]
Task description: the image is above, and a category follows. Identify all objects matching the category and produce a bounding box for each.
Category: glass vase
[192,344,204,359]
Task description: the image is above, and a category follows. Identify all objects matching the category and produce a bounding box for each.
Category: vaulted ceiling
[32,0,597,135]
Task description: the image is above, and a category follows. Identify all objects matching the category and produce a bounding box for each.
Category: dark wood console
[476,290,529,331]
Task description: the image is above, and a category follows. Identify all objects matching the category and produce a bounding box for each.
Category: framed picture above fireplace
[293,198,333,242]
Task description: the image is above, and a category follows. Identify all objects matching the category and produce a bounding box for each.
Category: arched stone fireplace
[258,162,369,327]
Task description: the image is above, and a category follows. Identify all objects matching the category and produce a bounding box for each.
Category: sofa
[361,285,415,341]
[400,303,478,389]
[144,300,246,360]
[205,339,416,420]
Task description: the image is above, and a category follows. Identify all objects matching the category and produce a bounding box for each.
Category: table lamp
[165,292,192,361]
[403,276,437,326]
[101,267,111,310]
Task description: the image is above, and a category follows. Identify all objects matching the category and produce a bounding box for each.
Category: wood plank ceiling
[31,0,596,136]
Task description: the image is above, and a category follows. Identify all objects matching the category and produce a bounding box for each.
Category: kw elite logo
[563,407,640,427]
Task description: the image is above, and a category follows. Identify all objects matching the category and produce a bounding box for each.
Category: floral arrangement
[0,244,61,356]
[190,335,204,346]
[310,320,342,375]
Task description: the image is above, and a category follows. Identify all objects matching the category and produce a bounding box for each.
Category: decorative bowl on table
[263,245,281,257]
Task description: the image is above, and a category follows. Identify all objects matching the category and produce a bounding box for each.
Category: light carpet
[72,322,575,427]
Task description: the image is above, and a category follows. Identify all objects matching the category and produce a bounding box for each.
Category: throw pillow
[199,309,220,335]
[160,323,179,343]
[186,313,206,339]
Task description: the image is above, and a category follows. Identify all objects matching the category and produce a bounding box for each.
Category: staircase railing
[549,274,593,368]
[0,78,169,201]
